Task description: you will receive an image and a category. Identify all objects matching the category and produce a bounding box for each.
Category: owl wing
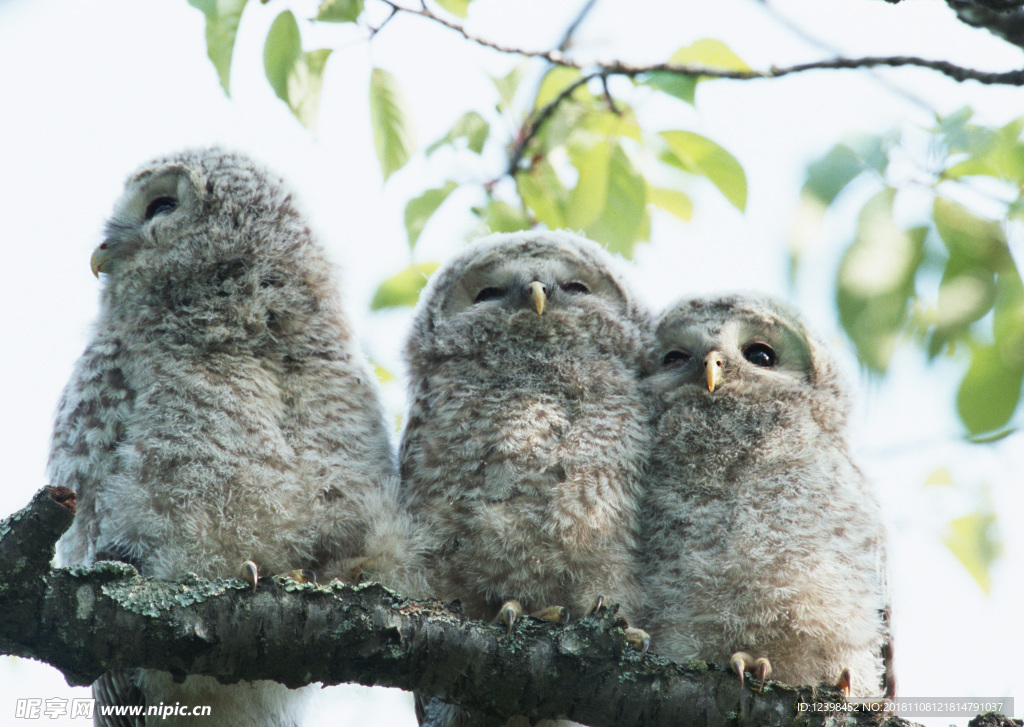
[49,340,146,719]
[48,337,136,568]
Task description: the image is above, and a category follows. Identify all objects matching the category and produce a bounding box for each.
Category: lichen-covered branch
[0,488,996,727]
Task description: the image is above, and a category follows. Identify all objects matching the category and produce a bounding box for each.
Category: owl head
[405,230,651,366]
[91,148,340,343]
[646,295,850,434]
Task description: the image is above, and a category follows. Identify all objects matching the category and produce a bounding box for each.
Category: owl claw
[530,605,571,624]
[836,668,852,698]
[730,652,771,691]
[495,600,524,635]
[625,627,650,655]
[585,594,606,617]
[239,560,259,592]
[755,657,772,690]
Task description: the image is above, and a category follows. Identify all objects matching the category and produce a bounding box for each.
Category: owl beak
[529,281,547,315]
[705,351,725,392]
[90,243,114,277]
[90,239,129,277]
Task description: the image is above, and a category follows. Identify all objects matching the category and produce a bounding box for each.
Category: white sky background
[0,0,1022,725]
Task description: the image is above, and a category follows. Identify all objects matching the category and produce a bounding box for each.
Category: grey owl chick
[399,231,653,726]
[640,294,895,701]
[48,148,396,726]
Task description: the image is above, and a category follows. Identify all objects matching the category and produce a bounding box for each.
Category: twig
[377,1,1024,86]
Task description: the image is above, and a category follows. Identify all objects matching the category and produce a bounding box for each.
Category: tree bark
[0,487,1013,727]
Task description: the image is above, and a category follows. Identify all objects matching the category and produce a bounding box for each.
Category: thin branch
[377,1,1024,86]
[0,486,927,727]
[504,74,595,177]
[557,0,601,52]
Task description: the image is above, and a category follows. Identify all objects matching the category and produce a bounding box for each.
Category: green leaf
[404,182,457,250]
[670,38,750,73]
[517,156,567,229]
[534,66,590,111]
[426,111,489,155]
[803,143,864,205]
[188,0,249,95]
[648,186,693,222]
[836,189,925,373]
[578,144,648,259]
[567,141,612,229]
[370,262,440,310]
[369,67,416,180]
[957,342,1024,436]
[264,11,303,100]
[314,0,364,22]
[434,0,474,18]
[922,467,955,487]
[944,116,1024,183]
[492,63,527,116]
[943,510,1001,594]
[263,12,332,129]
[477,199,531,233]
[641,39,749,105]
[660,130,747,211]
[370,359,396,384]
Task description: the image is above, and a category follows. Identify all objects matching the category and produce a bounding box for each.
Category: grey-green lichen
[75,584,95,620]
[102,575,246,617]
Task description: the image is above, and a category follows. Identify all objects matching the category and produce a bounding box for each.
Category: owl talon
[755,657,772,690]
[239,560,259,592]
[495,600,524,635]
[836,668,852,698]
[624,627,650,655]
[584,594,606,616]
[530,605,570,624]
[730,652,772,691]
[730,651,752,687]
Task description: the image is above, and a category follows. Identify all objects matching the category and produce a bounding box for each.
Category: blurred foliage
[797,108,1024,441]
[944,509,1002,594]
[183,2,1022,595]
[188,0,747,301]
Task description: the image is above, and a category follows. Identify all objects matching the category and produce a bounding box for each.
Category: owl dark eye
[663,350,691,367]
[474,286,506,304]
[560,281,590,295]
[145,197,178,220]
[743,343,777,368]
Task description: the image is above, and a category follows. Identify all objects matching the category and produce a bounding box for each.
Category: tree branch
[0,488,1010,727]
[377,1,1024,86]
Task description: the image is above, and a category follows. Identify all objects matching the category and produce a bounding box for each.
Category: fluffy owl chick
[48,148,396,726]
[640,294,895,701]
[399,231,652,726]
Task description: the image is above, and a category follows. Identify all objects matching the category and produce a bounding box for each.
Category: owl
[398,230,652,726]
[639,294,895,701]
[47,148,396,725]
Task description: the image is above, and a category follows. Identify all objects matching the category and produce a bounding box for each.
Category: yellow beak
[705,351,724,392]
[529,281,546,315]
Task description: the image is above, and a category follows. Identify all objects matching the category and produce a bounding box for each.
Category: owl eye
[473,286,506,304]
[663,349,691,367]
[560,281,590,295]
[144,197,178,220]
[743,342,777,368]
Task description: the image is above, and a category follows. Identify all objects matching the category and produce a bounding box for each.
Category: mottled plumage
[640,294,894,700]
[48,148,396,725]
[399,231,652,726]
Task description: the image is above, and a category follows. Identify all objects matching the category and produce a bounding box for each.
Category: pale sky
[0,1,1021,725]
